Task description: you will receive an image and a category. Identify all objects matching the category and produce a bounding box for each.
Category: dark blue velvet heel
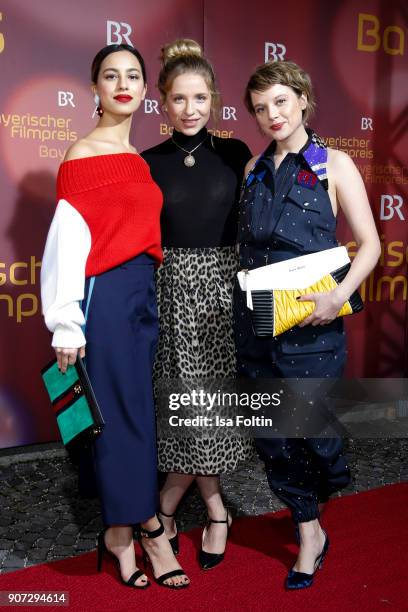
[285,531,329,590]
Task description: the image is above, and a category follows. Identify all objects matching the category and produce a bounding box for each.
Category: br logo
[361,118,373,130]
[107,20,133,46]
[222,107,237,120]
[144,99,160,114]
[58,92,75,108]
[380,195,404,221]
[357,14,405,55]
[0,12,4,54]
[264,42,286,62]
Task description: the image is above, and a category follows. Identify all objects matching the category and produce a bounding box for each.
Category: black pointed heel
[285,531,330,590]
[97,528,150,589]
[199,508,232,571]
[158,509,179,555]
[139,519,189,589]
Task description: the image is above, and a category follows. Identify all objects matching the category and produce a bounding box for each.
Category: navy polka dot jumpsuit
[234,131,351,524]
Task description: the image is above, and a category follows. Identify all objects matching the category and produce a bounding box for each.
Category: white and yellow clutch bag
[237,246,363,337]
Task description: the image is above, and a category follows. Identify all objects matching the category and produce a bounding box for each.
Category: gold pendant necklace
[171,134,208,167]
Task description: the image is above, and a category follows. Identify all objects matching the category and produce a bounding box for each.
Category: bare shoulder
[63,139,98,162]
[244,154,261,177]
[327,147,357,172]
[327,147,362,185]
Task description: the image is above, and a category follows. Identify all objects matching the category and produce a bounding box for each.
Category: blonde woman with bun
[142,39,254,570]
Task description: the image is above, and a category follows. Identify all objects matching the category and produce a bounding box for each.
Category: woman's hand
[55,346,85,373]
[297,150,381,330]
[297,289,346,327]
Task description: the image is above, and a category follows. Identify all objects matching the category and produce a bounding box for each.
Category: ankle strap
[158,509,176,518]
[140,519,164,539]
[208,508,230,524]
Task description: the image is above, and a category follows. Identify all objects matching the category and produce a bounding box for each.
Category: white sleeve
[41,199,91,348]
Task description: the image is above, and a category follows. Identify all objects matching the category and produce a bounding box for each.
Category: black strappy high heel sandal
[199,508,232,570]
[158,509,179,555]
[139,519,189,589]
[96,528,150,589]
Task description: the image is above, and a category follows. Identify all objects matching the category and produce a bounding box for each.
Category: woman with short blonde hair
[235,59,380,589]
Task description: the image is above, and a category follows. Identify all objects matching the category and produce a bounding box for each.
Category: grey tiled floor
[0,439,407,573]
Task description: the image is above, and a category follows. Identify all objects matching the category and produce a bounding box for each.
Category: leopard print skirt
[154,246,255,474]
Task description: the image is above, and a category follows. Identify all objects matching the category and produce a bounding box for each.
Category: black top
[141,127,252,248]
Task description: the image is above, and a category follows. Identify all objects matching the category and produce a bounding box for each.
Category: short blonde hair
[158,38,221,119]
[244,60,316,123]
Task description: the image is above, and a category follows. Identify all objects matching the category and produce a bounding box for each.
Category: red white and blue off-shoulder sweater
[41,153,163,348]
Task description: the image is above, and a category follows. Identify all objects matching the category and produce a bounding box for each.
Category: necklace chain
[171,134,208,167]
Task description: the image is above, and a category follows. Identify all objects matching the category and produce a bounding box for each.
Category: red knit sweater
[56,153,163,276]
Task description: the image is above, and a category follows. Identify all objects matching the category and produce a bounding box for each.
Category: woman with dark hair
[41,44,189,590]
[142,39,254,570]
[235,60,380,589]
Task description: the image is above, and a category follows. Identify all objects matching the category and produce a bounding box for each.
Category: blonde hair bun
[160,39,203,66]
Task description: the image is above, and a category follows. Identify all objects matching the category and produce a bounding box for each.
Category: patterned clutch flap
[237,247,363,337]
[41,356,105,447]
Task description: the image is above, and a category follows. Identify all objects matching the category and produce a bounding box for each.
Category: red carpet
[1,484,407,612]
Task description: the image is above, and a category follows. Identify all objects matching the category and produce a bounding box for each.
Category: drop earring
[94,93,103,117]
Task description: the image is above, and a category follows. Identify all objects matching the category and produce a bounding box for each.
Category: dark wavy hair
[91,44,147,84]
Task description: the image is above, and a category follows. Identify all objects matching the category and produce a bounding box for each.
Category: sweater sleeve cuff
[51,324,86,349]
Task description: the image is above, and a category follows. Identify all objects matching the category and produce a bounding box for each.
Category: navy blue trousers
[234,285,351,524]
[83,255,159,525]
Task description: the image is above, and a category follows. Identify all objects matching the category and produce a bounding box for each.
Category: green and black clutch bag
[41,356,104,448]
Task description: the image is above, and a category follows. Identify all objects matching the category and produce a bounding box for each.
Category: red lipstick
[271,122,285,131]
[114,95,133,103]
